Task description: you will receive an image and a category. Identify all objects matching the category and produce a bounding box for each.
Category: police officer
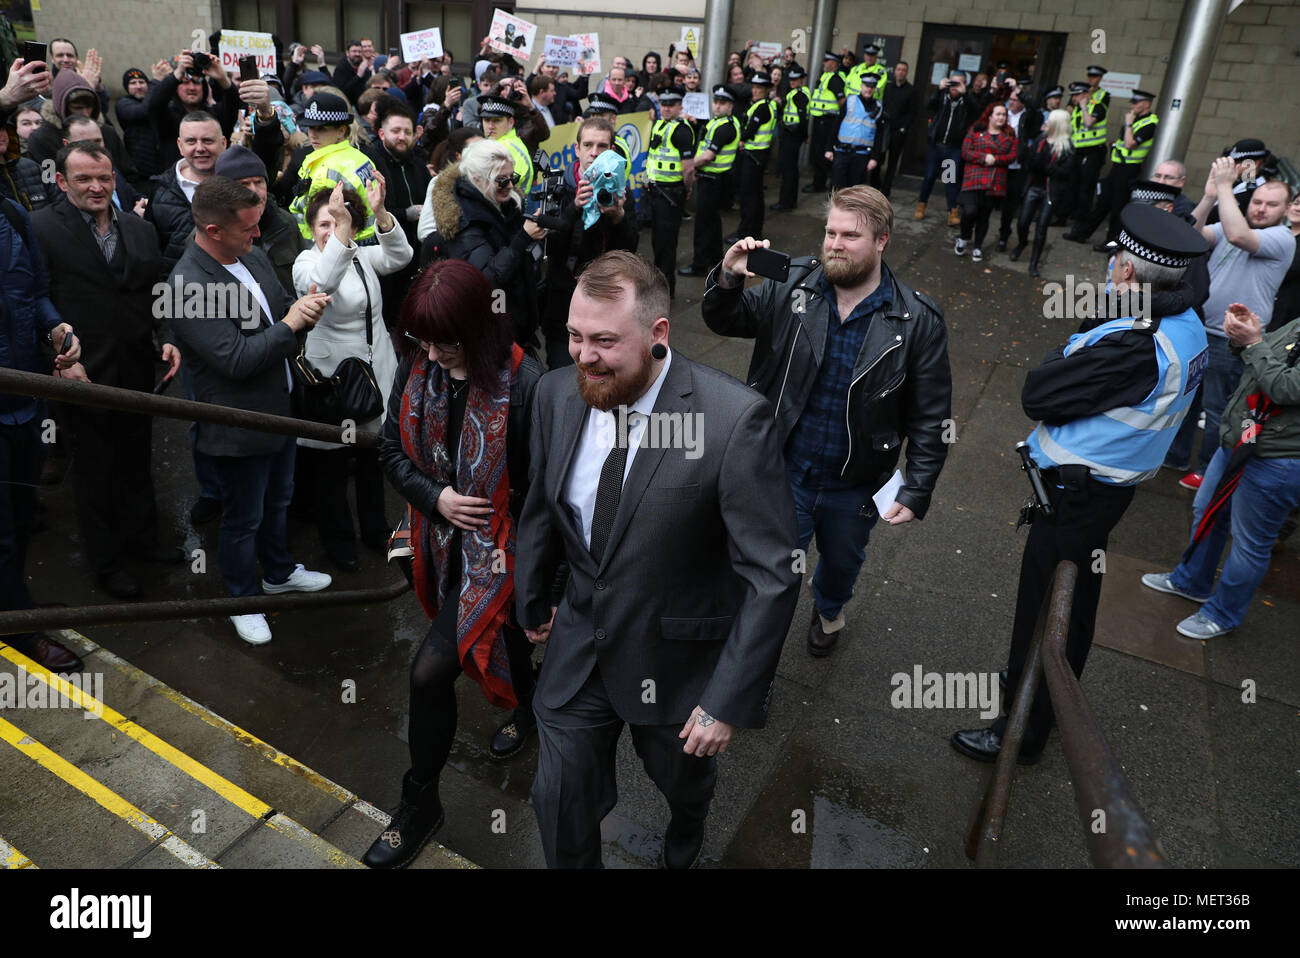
[1039,85,1063,126]
[734,72,777,243]
[1065,88,1158,249]
[845,43,887,103]
[678,86,741,278]
[1206,138,1271,226]
[479,94,535,200]
[647,88,696,296]
[1067,69,1109,229]
[771,66,809,212]
[951,204,1210,764]
[827,72,889,189]
[804,51,847,195]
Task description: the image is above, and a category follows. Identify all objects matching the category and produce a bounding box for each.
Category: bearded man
[514,250,800,869]
[703,185,953,657]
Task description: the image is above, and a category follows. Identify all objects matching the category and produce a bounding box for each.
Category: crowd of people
[1,27,1298,870]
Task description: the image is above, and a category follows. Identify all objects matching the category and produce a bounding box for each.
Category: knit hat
[215,145,268,181]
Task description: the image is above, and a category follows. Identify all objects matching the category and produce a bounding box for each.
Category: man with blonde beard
[703,185,952,657]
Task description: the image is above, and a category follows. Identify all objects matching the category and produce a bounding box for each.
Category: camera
[590,169,619,207]
[192,51,212,70]
[529,151,568,229]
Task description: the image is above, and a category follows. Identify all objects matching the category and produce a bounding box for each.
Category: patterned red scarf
[399,345,523,708]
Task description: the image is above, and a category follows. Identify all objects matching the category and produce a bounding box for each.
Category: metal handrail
[965,560,1166,868]
[0,367,379,448]
[0,367,405,634]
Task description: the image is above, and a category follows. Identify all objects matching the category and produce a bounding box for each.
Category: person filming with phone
[701,185,953,657]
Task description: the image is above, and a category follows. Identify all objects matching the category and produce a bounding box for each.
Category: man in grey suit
[166,176,334,646]
[515,251,801,869]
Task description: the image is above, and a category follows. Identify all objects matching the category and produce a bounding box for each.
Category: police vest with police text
[835,95,881,150]
[1071,89,1108,149]
[1025,309,1209,485]
[783,87,810,131]
[290,140,378,241]
[744,100,776,152]
[698,115,741,174]
[649,118,688,183]
[809,70,845,117]
[1111,111,1158,164]
[846,62,886,101]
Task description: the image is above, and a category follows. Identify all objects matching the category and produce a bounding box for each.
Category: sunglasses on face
[404,332,461,353]
[494,171,521,189]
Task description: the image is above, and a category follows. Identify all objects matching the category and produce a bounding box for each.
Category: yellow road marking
[0,642,363,868]
[0,836,37,869]
[0,715,217,868]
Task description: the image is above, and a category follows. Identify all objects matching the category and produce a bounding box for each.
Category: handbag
[292,259,384,425]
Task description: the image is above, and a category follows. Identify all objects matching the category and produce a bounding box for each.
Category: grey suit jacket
[515,353,801,729]
[165,241,299,457]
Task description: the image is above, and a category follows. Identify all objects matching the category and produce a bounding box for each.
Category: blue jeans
[181,367,222,499]
[918,141,961,209]
[1170,448,1300,629]
[210,437,298,598]
[788,466,878,620]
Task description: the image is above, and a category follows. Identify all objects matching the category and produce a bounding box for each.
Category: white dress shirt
[222,258,293,391]
[563,348,672,548]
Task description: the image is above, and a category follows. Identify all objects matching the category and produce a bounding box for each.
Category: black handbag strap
[353,258,373,363]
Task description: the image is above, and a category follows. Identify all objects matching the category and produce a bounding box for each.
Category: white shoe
[954,238,967,256]
[262,564,332,594]
[231,613,272,645]
[971,247,983,263]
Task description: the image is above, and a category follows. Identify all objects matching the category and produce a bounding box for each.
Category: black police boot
[362,771,444,868]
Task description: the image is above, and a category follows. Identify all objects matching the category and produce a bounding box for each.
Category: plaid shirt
[959,127,1017,196]
[785,266,895,486]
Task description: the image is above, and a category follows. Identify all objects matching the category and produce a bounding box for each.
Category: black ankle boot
[1009,243,1025,261]
[362,771,443,868]
[489,703,537,760]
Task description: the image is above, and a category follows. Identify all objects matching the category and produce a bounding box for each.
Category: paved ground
[7,175,1298,868]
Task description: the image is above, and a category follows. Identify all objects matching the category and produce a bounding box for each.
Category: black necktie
[590,406,634,562]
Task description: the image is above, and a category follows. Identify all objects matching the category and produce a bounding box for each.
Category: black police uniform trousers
[1070,145,1107,226]
[648,180,686,295]
[1075,160,1142,243]
[809,115,837,191]
[830,147,873,190]
[689,171,725,271]
[776,127,803,207]
[881,129,908,196]
[995,469,1135,746]
[736,148,769,240]
[0,416,44,655]
[997,167,1028,244]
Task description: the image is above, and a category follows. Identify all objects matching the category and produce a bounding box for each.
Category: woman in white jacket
[294,176,413,571]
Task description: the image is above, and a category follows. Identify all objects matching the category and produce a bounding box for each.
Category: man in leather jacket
[702,185,952,656]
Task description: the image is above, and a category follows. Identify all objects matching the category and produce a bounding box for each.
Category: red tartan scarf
[399,345,524,708]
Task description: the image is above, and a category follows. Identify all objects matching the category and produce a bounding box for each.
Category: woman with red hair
[363,259,544,868]
[955,101,1017,263]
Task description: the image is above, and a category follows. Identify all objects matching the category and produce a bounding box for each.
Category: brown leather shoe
[947,208,962,227]
[913,201,926,221]
[27,636,84,673]
[807,608,839,657]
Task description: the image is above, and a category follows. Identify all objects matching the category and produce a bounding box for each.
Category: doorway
[903,23,1067,177]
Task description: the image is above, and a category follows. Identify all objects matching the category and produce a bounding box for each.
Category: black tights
[959,190,997,249]
[407,613,536,784]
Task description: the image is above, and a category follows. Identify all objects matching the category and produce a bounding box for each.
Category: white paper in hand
[872,469,904,518]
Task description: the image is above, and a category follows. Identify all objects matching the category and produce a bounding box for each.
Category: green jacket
[1221,317,1300,458]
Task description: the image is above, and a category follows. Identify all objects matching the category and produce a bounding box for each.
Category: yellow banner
[538,110,655,200]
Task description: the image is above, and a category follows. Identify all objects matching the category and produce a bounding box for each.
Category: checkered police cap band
[1117,228,1193,268]
[1130,186,1176,204]
[480,100,515,117]
[302,100,351,125]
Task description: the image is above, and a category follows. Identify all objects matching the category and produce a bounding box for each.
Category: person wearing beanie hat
[27,68,141,187]
[116,67,164,179]
[216,144,305,296]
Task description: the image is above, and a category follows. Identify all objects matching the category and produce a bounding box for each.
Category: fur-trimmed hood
[430,162,464,240]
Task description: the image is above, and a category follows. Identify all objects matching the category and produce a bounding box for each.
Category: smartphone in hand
[747,247,791,283]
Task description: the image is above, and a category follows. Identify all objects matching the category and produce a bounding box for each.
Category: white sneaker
[262,564,332,594]
[954,238,967,256]
[231,613,272,645]
[971,247,983,263]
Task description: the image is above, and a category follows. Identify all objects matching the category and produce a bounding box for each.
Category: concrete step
[0,630,472,870]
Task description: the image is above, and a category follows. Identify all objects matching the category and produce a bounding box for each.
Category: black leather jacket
[378,353,544,523]
[701,257,952,518]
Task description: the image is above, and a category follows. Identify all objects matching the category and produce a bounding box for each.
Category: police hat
[298,92,352,127]
[1068,81,1090,95]
[859,72,880,87]
[787,66,807,80]
[1227,138,1268,161]
[1128,179,1180,206]
[299,70,330,86]
[1116,204,1207,268]
[1130,88,1155,102]
[863,44,881,56]
[584,92,619,114]
[478,96,516,119]
[659,88,684,104]
[712,85,735,102]
[822,51,840,63]
[1087,65,1108,77]
[750,72,772,86]
[1043,86,1065,100]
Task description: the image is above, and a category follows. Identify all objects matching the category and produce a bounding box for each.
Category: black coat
[432,165,540,345]
[145,163,194,273]
[926,90,976,147]
[30,200,166,388]
[146,74,239,168]
[882,79,919,139]
[379,352,543,523]
[0,154,50,210]
[115,90,163,179]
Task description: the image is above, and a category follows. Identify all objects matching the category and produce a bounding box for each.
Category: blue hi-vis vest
[836,95,879,149]
[1025,309,1209,485]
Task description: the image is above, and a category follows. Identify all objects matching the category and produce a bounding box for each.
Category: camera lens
[596,189,612,205]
